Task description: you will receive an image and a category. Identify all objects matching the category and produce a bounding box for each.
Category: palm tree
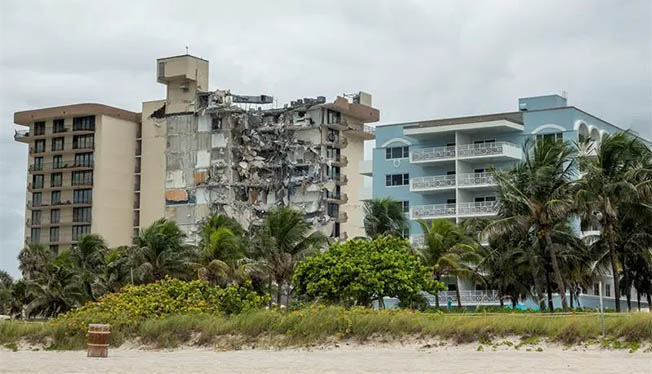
[196,214,252,286]
[25,251,85,317]
[363,198,408,238]
[575,132,652,312]
[487,139,577,312]
[68,234,108,300]
[415,219,481,308]
[253,207,326,308]
[130,218,196,283]
[0,270,14,315]
[18,243,53,280]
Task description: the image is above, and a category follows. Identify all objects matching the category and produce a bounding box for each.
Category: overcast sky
[1,0,650,278]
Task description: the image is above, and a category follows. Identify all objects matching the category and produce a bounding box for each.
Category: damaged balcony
[334,211,348,223]
[328,155,348,167]
[333,174,348,185]
[325,191,348,204]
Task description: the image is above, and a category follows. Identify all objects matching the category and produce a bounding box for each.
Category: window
[34,139,45,153]
[51,173,62,187]
[326,129,339,143]
[474,139,496,146]
[73,134,94,149]
[447,198,456,204]
[74,152,93,167]
[53,155,64,169]
[536,132,563,143]
[73,115,95,131]
[72,225,91,241]
[593,283,600,295]
[446,142,456,147]
[34,122,45,136]
[49,226,60,242]
[72,171,93,186]
[328,203,339,217]
[33,157,43,171]
[31,210,41,225]
[605,284,611,297]
[51,191,61,205]
[474,196,496,203]
[474,168,485,174]
[30,228,41,243]
[385,173,409,186]
[327,147,341,161]
[332,222,340,238]
[49,245,59,254]
[51,209,60,224]
[53,119,65,133]
[52,137,64,151]
[326,110,341,124]
[446,170,456,176]
[32,192,42,207]
[33,174,44,189]
[73,207,92,223]
[385,146,409,160]
[401,201,410,214]
[73,189,92,204]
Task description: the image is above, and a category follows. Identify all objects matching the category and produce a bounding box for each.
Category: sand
[1,344,650,374]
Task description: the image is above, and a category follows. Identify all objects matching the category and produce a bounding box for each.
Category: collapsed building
[140,54,379,242]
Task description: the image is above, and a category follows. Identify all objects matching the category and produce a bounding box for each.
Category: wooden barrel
[87,324,110,358]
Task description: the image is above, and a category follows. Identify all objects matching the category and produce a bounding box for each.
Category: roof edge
[14,103,141,126]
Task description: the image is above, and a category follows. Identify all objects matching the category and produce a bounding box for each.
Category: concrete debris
[163,88,370,243]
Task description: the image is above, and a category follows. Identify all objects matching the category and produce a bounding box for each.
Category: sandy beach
[1,344,650,374]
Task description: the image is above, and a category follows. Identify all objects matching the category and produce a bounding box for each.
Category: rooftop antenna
[185,46,189,55]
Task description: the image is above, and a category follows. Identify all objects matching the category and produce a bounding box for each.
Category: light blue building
[371,94,649,310]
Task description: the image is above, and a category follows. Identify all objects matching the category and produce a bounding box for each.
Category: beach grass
[2,306,651,350]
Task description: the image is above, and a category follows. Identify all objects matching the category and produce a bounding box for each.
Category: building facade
[12,54,378,251]
[138,55,378,242]
[13,104,141,252]
[371,94,648,309]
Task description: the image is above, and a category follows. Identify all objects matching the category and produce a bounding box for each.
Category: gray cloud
[1,0,650,277]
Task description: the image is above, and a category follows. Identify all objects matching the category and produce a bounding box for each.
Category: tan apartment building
[12,54,377,250]
[13,104,141,252]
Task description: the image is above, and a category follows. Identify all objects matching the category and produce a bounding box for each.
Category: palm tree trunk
[455,277,462,308]
[527,252,546,311]
[544,232,568,312]
[609,248,621,312]
[637,293,641,311]
[545,265,554,313]
[276,281,283,308]
[647,293,652,313]
[569,288,574,309]
[286,288,291,310]
[267,276,273,309]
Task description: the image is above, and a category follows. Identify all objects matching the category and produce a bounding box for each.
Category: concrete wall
[340,135,366,238]
[92,114,138,247]
[139,100,167,228]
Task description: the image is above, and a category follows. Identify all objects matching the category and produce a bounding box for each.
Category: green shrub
[51,277,266,341]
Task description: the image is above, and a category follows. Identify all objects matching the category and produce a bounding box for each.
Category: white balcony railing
[410,146,456,163]
[457,141,520,159]
[457,172,496,187]
[424,290,501,306]
[410,203,457,220]
[410,175,456,191]
[457,201,498,216]
[410,235,425,247]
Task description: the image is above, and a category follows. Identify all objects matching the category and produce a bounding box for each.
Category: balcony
[457,142,521,162]
[410,235,425,247]
[333,174,348,185]
[335,211,348,223]
[344,122,375,140]
[410,146,456,164]
[326,192,348,204]
[410,203,456,220]
[328,155,348,167]
[457,201,498,217]
[14,129,30,142]
[325,136,348,149]
[410,175,456,193]
[424,290,501,306]
[457,172,496,188]
[29,161,94,173]
[27,200,92,210]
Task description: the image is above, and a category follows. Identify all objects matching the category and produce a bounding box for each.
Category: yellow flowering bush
[52,277,266,337]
